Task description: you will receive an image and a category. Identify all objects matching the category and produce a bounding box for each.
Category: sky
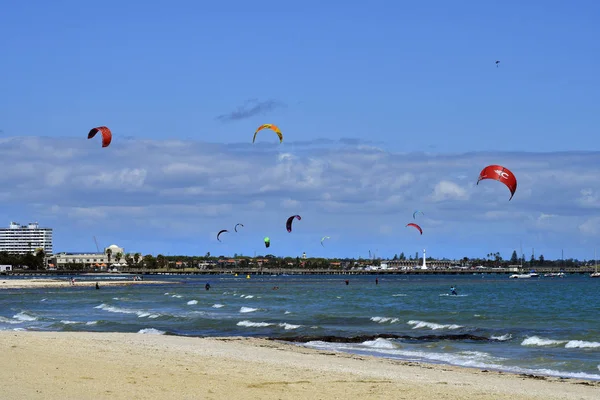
[1,0,599,260]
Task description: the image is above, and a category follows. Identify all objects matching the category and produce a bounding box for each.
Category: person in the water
[450,286,457,295]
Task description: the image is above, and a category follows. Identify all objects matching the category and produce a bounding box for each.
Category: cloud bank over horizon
[1,135,598,260]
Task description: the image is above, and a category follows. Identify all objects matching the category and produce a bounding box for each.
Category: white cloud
[579,217,600,236]
[281,198,300,209]
[430,181,469,202]
[577,188,600,208]
[2,136,600,259]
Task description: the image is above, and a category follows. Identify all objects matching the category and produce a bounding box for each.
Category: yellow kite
[253,124,283,143]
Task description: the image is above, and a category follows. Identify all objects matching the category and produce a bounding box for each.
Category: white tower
[421,248,428,269]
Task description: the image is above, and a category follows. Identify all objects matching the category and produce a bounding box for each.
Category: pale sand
[1,332,598,400]
[0,278,171,289]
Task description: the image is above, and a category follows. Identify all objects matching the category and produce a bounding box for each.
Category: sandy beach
[0,278,171,289]
[1,332,597,400]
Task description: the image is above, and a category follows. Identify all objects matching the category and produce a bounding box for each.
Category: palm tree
[106,248,112,264]
[124,253,133,267]
[115,252,122,264]
[134,253,141,266]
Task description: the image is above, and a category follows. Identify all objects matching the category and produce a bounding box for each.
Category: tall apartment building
[0,222,53,255]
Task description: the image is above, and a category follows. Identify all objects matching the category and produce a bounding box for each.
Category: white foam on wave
[522,336,600,349]
[362,338,397,349]
[237,320,273,328]
[301,341,600,380]
[392,294,407,297]
[13,312,37,322]
[138,328,165,335]
[171,294,182,299]
[212,303,224,308]
[60,320,81,325]
[239,307,258,313]
[0,316,23,324]
[521,336,566,347]
[407,320,462,330]
[187,300,198,305]
[40,298,47,302]
[491,334,512,341]
[371,316,399,324]
[565,340,600,349]
[95,303,161,319]
[86,321,97,325]
[236,320,301,330]
[284,311,291,314]
[279,323,301,330]
[242,295,254,299]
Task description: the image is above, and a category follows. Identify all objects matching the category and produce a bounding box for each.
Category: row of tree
[0,249,593,271]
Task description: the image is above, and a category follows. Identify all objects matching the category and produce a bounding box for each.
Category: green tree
[156,254,167,268]
[143,254,156,269]
[510,250,518,264]
[124,253,134,267]
[35,249,46,270]
[22,253,37,269]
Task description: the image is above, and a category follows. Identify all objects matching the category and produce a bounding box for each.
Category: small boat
[544,272,565,278]
[509,273,532,279]
[510,270,539,279]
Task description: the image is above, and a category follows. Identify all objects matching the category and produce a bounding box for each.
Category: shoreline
[1,331,597,400]
[0,278,171,289]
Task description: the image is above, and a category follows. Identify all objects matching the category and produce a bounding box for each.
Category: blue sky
[1,0,599,260]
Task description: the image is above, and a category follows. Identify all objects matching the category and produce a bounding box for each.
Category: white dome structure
[104,244,124,254]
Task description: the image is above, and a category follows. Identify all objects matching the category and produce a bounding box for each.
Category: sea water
[1,273,599,380]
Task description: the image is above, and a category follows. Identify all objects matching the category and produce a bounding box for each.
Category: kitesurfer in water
[450,286,457,295]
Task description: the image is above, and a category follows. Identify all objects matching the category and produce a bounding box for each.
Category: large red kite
[88,126,112,148]
[477,165,517,200]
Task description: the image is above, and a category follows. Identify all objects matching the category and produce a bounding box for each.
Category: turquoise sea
[1,274,599,380]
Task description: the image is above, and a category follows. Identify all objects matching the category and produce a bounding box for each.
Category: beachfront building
[50,244,126,270]
[0,221,53,255]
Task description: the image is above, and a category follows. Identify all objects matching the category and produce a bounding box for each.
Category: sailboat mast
[519,240,523,267]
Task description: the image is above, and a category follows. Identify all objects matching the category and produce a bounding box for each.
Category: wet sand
[0,278,170,289]
[1,331,597,400]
